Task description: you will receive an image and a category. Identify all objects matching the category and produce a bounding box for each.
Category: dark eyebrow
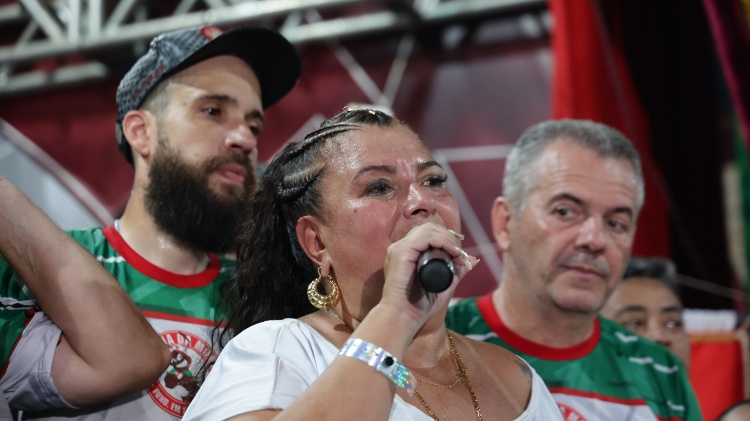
[354,165,395,180]
[354,161,443,181]
[418,161,443,172]
[614,305,684,318]
[614,305,647,317]
[199,94,236,105]
[548,193,584,208]
[549,193,634,217]
[660,305,684,314]
[198,94,265,125]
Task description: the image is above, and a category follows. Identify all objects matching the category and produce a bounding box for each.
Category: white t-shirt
[184,319,563,421]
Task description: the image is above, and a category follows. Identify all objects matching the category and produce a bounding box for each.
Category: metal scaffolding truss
[0,0,544,98]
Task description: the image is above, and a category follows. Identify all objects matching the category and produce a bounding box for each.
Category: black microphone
[417,248,454,293]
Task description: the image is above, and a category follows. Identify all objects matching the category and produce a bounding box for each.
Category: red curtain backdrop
[548,0,670,258]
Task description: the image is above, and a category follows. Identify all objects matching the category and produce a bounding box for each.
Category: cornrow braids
[276,163,324,202]
[283,123,359,164]
[274,124,356,203]
[217,108,404,344]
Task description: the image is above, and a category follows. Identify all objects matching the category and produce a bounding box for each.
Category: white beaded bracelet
[339,338,416,396]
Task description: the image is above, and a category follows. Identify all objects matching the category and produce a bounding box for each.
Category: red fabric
[689,332,749,421]
[477,294,601,360]
[548,0,670,257]
[102,225,221,288]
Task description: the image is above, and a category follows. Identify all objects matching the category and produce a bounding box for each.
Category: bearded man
[0,25,300,419]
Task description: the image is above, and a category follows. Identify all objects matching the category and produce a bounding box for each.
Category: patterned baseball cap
[115,25,301,163]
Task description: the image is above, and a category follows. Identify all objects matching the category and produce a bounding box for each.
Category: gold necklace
[413,331,483,421]
[413,345,461,389]
[325,309,344,324]
[415,375,461,389]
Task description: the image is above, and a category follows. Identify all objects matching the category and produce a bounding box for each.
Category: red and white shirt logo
[148,330,217,417]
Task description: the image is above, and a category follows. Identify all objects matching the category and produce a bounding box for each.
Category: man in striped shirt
[0,25,300,420]
[447,119,702,421]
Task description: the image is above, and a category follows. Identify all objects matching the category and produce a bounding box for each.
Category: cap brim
[169,26,301,109]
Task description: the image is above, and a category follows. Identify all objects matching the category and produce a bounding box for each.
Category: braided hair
[219,108,405,345]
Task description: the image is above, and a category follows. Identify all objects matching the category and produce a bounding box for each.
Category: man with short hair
[0,25,301,419]
[447,119,702,420]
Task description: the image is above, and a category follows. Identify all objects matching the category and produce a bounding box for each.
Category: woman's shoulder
[454,332,535,414]
[229,318,325,350]
[457,333,563,420]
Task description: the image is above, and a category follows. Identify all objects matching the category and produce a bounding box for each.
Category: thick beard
[145,138,255,254]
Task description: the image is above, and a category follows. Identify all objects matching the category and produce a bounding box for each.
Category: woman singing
[184,108,561,420]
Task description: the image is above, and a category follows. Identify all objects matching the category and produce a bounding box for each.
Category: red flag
[549,0,670,257]
[689,332,749,421]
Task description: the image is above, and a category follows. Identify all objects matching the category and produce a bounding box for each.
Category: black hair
[622,257,679,295]
[218,108,405,346]
[191,109,404,395]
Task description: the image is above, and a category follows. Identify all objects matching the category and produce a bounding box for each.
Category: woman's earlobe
[296,216,326,267]
[319,259,333,278]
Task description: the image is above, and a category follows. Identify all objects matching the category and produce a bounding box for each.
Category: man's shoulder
[446,296,496,338]
[595,317,699,419]
[447,296,480,313]
[65,226,103,236]
[598,316,683,360]
[596,316,689,381]
[65,226,109,251]
[217,254,236,272]
[0,227,107,300]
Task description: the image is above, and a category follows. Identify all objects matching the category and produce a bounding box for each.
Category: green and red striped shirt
[446,294,702,421]
[1,225,234,419]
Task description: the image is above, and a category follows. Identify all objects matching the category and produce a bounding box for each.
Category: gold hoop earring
[307,268,341,310]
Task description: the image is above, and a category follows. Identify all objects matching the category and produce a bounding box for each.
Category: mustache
[557,253,611,278]
[203,152,252,173]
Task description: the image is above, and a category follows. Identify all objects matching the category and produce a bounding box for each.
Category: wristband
[339,338,416,396]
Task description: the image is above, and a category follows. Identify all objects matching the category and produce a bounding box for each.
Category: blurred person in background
[600,257,691,370]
